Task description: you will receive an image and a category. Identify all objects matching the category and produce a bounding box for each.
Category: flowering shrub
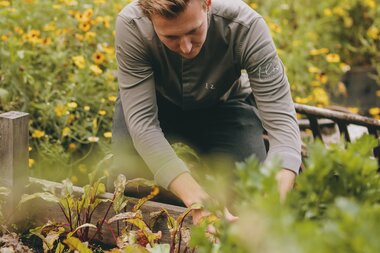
[247,0,380,113]
[0,0,132,182]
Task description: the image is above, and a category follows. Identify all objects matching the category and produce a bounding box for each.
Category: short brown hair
[138,0,207,19]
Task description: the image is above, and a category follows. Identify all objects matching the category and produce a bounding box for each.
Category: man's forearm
[276,168,296,201]
[168,172,209,207]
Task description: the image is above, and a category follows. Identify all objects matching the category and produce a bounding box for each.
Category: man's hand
[276,168,296,202]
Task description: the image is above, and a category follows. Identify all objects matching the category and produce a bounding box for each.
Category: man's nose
[179,36,192,54]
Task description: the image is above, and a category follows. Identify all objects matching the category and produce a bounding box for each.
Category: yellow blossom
[294,96,312,104]
[54,104,68,117]
[43,23,56,32]
[347,107,359,114]
[101,43,115,56]
[67,102,78,109]
[29,146,32,152]
[68,143,77,151]
[363,0,376,9]
[84,31,96,41]
[343,17,353,28]
[339,63,351,72]
[23,29,41,44]
[313,88,329,106]
[32,130,45,138]
[0,1,10,7]
[108,95,117,102]
[250,3,258,9]
[369,107,380,116]
[75,33,84,41]
[72,55,86,69]
[92,51,106,65]
[90,64,103,75]
[94,0,106,5]
[326,53,340,63]
[316,74,328,84]
[309,48,329,56]
[323,8,333,17]
[367,26,379,40]
[41,37,52,46]
[84,105,91,111]
[14,27,24,34]
[62,127,71,137]
[98,110,107,116]
[83,8,93,19]
[103,132,112,138]
[337,82,347,96]
[79,22,91,32]
[66,114,76,125]
[1,35,9,41]
[308,66,320,74]
[70,175,78,184]
[268,22,281,33]
[88,136,99,143]
[29,159,35,168]
[92,118,98,129]
[333,6,347,17]
[79,164,87,173]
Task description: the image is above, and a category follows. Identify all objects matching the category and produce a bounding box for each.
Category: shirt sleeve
[115,15,189,189]
[239,17,302,173]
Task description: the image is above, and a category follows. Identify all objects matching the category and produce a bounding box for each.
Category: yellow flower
[308,66,320,74]
[23,29,41,44]
[83,8,93,19]
[369,107,380,116]
[94,0,106,5]
[347,107,359,114]
[29,146,32,152]
[98,110,107,116]
[309,48,329,56]
[103,132,112,138]
[326,53,340,63]
[0,1,10,7]
[101,43,115,56]
[68,143,77,151]
[92,52,106,65]
[88,136,99,143]
[54,104,68,117]
[79,22,91,32]
[316,73,328,84]
[84,105,91,111]
[32,130,45,138]
[70,175,78,184]
[337,82,347,96]
[14,27,24,34]
[41,37,52,46]
[339,63,351,72]
[62,127,71,137]
[323,8,333,17]
[84,31,96,42]
[250,3,258,9]
[90,64,103,75]
[72,55,86,69]
[333,6,347,17]
[29,159,35,168]
[268,22,281,33]
[67,101,78,109]
[313,88,329,106]
[43,22,56,32]
[79,164,87,173]
[108,95,117,102]
[367,26,379,40]
[1,35,9,41]
[343,17,353,28]
[363,0,376,9]
[75,33,84,41]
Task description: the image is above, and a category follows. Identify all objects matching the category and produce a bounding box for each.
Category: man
[110,0,301,223]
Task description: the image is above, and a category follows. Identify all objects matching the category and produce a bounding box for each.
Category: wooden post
[0,111,29,218]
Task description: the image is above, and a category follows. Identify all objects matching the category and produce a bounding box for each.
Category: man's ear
[206,0,212,11]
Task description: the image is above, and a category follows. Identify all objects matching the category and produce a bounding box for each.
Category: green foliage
[190,134,380,253]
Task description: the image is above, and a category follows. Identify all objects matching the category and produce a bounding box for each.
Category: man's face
[151,0,210,59]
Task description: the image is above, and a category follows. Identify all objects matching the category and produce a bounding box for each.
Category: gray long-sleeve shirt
[115,0,302,189]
